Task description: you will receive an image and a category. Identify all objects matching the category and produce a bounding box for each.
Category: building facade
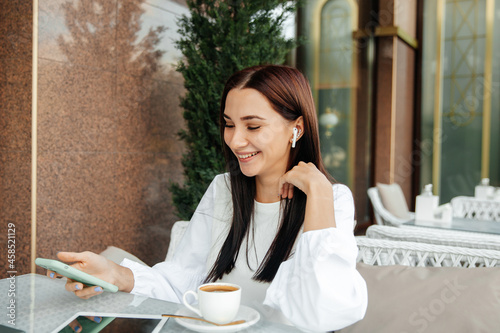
[1,0,498,276]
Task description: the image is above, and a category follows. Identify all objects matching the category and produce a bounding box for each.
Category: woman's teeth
[238,152,258,159]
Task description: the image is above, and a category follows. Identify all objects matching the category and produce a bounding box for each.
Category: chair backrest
[367,187,413,226]
[366,224,500,251]
[356,236,500,267]
[451,196,500,221]
[367,187,384,225]
[165,221,190,261]
[100,246,148,266]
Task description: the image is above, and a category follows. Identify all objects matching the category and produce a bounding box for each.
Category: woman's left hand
[279,162,336,231]
[278,161,331,199]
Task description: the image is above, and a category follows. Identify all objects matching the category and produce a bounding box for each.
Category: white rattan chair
[165,220,189,260]
[366,224,500,251]
[99,221,189,265]
[356,236,500,267]
[451,196,500,221]
[367,187,414,226]
[100,246,148,266]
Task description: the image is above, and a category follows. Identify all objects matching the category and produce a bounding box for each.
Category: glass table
[403,217,500,235]
[0,274,301,333]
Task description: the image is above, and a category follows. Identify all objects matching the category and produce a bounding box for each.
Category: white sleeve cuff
[120,258,181,302]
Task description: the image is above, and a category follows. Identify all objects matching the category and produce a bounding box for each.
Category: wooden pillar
[373,0,418,207]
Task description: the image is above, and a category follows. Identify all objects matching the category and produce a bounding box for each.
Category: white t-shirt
[121,174,367,332]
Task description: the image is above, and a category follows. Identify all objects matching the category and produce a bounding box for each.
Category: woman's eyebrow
[241,115,265,121]
[223,114,266,121]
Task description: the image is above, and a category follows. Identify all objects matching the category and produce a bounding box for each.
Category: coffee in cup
[182,282,241,324]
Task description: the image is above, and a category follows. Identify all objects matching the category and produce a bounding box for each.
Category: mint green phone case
[35,258,119,293]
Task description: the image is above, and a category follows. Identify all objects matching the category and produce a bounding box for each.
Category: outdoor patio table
[0,274,301,333]
[403,217,500,235]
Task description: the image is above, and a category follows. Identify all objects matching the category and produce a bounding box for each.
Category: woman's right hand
[46,251,134,299]
[46,251,134,332]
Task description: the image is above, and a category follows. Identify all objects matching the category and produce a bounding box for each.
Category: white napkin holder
[475,178,495,199]
[415,184,452,226]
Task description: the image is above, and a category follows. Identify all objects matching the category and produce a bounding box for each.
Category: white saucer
[174,305,260,333]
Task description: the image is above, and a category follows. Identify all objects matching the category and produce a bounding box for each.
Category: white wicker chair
[366,224,500,251]
[367,187,414,226]
[99,221,190,266]
[356,236,500,267]
[165,220,190,260]
[451,196,500,221]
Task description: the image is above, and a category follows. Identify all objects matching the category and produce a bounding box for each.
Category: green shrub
[170,0,299,220]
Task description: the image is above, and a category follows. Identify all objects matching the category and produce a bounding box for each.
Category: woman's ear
[294,116,304,140]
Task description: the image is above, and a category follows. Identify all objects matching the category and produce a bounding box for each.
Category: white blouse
[121,174,367,332]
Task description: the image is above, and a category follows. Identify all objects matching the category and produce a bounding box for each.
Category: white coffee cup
[182,282,241,324]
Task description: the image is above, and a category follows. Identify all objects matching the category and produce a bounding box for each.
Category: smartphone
[35,258,119,292]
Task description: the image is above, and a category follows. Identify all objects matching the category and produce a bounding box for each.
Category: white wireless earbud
[292,127,299,148]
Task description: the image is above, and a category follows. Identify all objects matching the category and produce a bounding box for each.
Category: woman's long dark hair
[205,65,333,283]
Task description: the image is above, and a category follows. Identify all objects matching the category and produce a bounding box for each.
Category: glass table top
[0,274,300,333]
[404,217,500,235]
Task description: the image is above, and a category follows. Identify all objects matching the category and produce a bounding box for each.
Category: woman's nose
[229,128,248,148]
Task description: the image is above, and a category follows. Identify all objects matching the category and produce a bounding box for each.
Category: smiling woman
[223,88,298,187]
[46,65,367,333]
[211,65,335,286]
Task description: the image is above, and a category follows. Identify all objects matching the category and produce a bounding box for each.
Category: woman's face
[223,88,295,180]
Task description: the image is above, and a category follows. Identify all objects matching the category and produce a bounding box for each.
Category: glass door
[420,0,500,203]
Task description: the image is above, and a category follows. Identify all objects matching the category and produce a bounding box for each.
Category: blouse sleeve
[263,184,368,332]
[119,176,221,303]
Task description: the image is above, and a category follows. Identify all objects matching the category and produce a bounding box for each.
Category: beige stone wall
[0,0,188,277]
[0,0,33,277]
